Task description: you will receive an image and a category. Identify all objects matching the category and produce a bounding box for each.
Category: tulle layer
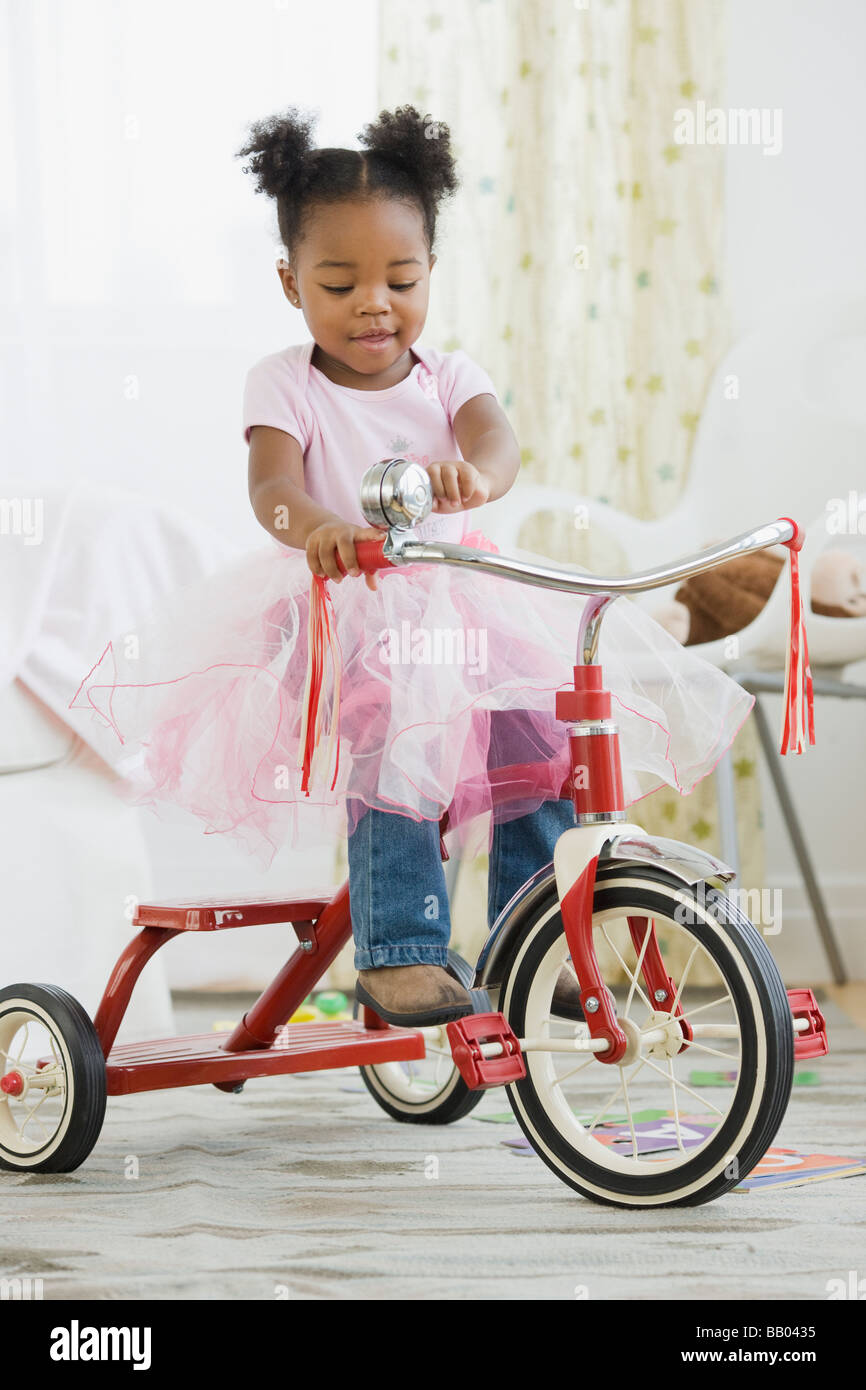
[69,530,754,868]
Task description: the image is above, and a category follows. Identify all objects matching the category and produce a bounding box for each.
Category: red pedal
[788,988,829,1060]
[446,1012,526,1090]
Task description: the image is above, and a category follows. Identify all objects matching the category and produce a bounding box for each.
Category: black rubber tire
[497,865,794,1208]
[355,951,484,1125]
[0,984,107,1173]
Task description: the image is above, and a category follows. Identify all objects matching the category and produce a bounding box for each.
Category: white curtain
[373,0,765,976]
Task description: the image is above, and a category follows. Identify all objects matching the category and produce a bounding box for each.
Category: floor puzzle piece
[500,1113,719,1159]
[735,1149,866,1191]
[690,1067,821,1087]
[607,1118,717,1154]
[478,1106,670,1127]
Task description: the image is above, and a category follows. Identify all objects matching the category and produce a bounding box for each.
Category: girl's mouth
[353,332,395,352]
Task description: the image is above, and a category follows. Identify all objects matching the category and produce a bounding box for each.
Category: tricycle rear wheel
[355,951,483,1124]
[0,984,106,1173]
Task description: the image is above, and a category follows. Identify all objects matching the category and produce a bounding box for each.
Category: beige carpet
[1,993,863,1301]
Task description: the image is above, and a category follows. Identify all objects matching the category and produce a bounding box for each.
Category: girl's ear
[277,264,300,305]
[428,253,437,273]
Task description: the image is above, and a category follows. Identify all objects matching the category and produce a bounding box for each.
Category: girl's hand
[427,460,491,513]
[305,521,383,592]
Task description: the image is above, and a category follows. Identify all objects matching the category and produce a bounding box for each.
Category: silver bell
[359,458,433,531]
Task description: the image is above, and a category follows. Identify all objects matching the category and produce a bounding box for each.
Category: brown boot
[356,964,489,1026]
[551,968,585,1022]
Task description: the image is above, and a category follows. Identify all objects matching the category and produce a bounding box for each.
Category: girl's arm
[248,425,341,548]
[453,393,521,501]
[248,425,381,590]
[428,393,521,512]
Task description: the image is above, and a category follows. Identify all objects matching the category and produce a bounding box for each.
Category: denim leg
[485,708,574,929]
[487,797,575,929]
[347,805,451,970]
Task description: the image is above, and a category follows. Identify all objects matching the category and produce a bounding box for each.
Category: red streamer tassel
[298,575,342,795]
[778,517,815,756]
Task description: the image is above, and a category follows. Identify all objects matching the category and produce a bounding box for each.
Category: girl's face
[278,197,436,390]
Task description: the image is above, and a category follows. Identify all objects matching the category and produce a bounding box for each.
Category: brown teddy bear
[656,548,866,645]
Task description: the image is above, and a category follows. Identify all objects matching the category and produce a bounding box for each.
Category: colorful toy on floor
[314,990,350,1019]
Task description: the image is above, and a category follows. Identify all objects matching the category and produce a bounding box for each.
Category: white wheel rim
[365,1024,463,1107]
[0,1002,73,1163]
[505,883,768,1187]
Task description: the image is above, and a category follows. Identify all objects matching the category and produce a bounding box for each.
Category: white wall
[724,0,866,982]
[0,0,381,991]
[0,0,379,546]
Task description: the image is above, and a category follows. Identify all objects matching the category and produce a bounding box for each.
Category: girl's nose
[358,291,391,313]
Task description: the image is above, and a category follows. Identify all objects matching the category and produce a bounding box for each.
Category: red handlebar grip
[334,538,395,575]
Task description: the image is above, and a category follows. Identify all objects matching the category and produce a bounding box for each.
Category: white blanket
[2,477,244,768]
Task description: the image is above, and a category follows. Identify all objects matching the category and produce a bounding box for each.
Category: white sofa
[0,678,173,1043]
[1,480,343,1029]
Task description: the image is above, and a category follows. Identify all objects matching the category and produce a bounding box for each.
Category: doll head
[237,105,459,387]
[811,549,866,617]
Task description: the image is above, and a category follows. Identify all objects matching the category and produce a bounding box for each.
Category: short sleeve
[242,353,312,449]
[437,349,500,423]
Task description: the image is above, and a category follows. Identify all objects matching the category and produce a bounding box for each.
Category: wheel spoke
[620,1065,640,1160]
[681,1040,741,1062]
[600,926,653,1013]
[640,1054,724,1116]
[587,1058,648,1132]
[624,918,654,1018]
[553,1054,599,1087]
[678,994,735,1023]
[14,1023,30,1064]
[666,1059,686,1152]
[19,1091,50,1138]
[668,943,700,1017]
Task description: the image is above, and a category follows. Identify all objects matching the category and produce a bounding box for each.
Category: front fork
[556,855,693,1065]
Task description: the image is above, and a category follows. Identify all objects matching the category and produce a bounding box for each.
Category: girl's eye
[323,283,418,294]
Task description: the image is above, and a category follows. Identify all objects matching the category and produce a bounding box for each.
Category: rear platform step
[105,1020,425,1095]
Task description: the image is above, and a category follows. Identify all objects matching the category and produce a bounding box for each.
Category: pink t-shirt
[242,338,499,545]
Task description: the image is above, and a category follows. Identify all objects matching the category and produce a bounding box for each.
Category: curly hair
[236,103,460,260]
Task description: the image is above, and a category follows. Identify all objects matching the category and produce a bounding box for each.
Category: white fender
[553,822,648,905]
[475,822,735,986]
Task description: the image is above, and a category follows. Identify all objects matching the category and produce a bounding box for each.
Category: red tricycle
[0,461,828,1207]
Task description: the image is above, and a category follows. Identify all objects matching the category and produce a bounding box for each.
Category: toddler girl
[70,104,753,1026]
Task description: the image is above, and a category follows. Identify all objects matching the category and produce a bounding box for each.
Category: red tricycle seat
[132,892,336,932]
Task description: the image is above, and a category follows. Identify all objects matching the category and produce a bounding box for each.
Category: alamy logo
[0,1275,43,1300]
[378,621,488,676]
[674,881,783,935]
[416,366,439,402]
[49,1320,152,1371]
[0,496,43,545]
[673,101,783,156]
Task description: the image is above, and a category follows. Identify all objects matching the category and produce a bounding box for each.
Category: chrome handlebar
[360,460,797,666]
[382,516,796,666]
[384,518,795,597]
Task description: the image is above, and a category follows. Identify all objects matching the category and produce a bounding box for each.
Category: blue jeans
[347,796,575,971]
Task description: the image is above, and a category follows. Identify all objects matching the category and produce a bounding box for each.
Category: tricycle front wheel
[497,865,794,1207]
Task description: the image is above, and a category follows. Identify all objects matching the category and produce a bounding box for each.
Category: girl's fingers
[443,468,462,506]
[336,535,360,579]
[319,540,344,582]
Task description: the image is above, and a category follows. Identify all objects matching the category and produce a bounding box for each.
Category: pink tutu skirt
[68,528,754,868]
